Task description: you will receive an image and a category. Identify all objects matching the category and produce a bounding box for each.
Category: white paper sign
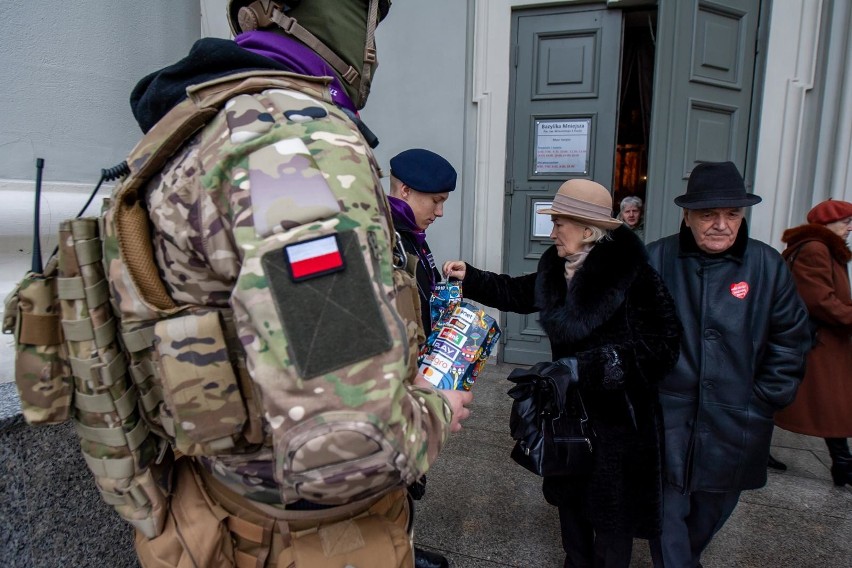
[534,119,591,174]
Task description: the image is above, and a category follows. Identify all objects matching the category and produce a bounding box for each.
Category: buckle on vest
[341,66,359,85]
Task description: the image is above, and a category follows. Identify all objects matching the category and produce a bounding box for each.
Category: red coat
[776,224,852,437]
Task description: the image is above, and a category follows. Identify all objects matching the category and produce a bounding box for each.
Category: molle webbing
[57,217,168,539]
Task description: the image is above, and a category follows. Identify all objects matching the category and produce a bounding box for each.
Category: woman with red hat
[776,198,852,487]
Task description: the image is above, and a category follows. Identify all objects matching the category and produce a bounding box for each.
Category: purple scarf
[235,30,356,113]
[388,196,426,247]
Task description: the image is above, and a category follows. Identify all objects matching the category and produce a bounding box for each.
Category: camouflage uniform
[122,71,453,564]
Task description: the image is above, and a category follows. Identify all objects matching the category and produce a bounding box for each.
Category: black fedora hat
[674,161,762,209]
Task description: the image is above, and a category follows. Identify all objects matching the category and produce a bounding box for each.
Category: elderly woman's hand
[442,261,466,280]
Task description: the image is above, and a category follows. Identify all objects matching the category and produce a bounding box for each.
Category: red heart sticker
[730,281,749,299]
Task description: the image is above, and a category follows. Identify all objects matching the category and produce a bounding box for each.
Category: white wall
[361,1,470,267]
[752,0,852,249]
[0,2,201,381]
[0,2,201,183]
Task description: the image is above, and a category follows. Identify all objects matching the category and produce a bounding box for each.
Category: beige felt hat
[537,179,623,229]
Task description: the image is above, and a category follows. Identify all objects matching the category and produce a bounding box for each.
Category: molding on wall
[200,0,231,39]
[471,3,508,275]
[751,0,823,248]
[813,1,852,204]
[0,179,112,243]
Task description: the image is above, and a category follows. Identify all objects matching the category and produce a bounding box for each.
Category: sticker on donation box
[285,235,345,281]
[439,327,467,347]
[534,118,591,175]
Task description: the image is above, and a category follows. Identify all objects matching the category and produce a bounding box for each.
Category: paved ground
[412,362,852,567]
[2,359,849,567]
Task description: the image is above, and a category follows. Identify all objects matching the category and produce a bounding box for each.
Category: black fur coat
[463,226,681,538]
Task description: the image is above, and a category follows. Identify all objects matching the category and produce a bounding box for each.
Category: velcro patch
[262,231,391,378]
[318,520,365,557]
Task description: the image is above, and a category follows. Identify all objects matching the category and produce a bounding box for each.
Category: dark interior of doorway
[613,9,657,232]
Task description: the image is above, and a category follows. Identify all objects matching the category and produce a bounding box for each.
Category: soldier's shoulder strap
[112,70,334,312]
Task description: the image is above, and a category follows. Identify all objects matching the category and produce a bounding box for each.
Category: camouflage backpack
[3,70,449,538]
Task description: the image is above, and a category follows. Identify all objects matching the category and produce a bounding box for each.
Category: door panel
[645,0,763,241]
[503,7,622,365]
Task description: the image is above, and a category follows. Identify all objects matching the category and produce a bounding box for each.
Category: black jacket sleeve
[462,263,539,315]
[753,257,809,411]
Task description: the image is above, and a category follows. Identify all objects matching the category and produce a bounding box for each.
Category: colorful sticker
[448,317,470,333]
[456,308,477,324]
[431,340,461,361]
[438,327,466,347]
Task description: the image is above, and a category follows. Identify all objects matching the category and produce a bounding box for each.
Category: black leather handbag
[507,359,594,477]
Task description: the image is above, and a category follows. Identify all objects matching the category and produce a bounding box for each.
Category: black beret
[390,149,457,193]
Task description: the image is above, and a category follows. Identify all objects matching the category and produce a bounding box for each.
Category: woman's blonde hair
[584,225,608,243]
[560,217,610,243]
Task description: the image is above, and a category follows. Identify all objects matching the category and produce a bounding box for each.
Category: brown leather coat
[776,223,852,437]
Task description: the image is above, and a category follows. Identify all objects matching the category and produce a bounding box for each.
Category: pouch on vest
[153,310,248,456]
[3,257,72,424]
[133,459,236,568]
[283,513,412,568]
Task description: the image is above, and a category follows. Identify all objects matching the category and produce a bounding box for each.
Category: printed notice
[534,119,591,174]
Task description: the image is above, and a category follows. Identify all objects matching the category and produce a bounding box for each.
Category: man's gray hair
[619,195,643,211]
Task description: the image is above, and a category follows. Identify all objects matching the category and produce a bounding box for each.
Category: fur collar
[536,226,647,344]
[782,223,852,264]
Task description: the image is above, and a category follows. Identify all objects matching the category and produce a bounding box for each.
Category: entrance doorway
[501,1,765,364]
[613,10,657,239]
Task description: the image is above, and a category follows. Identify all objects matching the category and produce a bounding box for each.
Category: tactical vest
[3,70,446,539]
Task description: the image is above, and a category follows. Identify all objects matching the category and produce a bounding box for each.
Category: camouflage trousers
[135,459,414,568]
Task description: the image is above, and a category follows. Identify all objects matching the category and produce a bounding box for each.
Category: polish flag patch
[730,281,750,299]
[285,235,345,281]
